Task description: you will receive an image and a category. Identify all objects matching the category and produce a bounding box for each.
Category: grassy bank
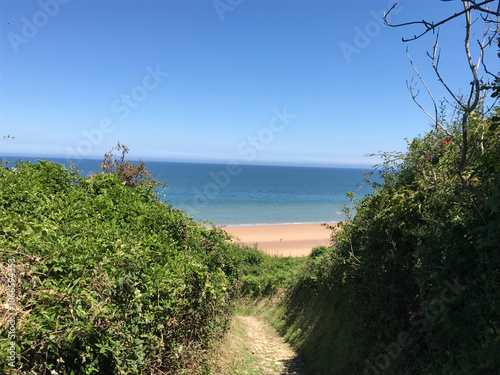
[237,252,363,375]
[264,117,500,374]
[224,110,500,374]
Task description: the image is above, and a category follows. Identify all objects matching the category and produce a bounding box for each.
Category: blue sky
[0,0,492,167]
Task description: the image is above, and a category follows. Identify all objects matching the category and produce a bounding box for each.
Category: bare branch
[471,1,500,16]
[427,31,466,109]
[480,45,500,79]
[476,12,489,73]
[406,48,457,142]
[386,0,498,201]
[455,1,482,190]
[384,0,497,42]
[478,13,500,80]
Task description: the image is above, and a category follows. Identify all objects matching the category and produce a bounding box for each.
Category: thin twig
[428,31,465,110]
[384,0,497,42]
[406,48,458,143]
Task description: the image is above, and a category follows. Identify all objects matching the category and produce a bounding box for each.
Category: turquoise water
[4,157,375,225]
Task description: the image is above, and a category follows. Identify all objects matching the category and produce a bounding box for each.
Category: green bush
[279,112,500,374]
[237,246,305,297]
[309,245,329,259]
[0,160,241,374]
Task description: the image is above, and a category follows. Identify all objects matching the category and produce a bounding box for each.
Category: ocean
[3,157,376,225]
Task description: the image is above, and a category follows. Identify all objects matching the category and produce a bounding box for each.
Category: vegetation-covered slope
[276,112,500,374]
[0,160,242,374]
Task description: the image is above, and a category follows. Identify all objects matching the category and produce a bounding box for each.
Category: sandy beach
[223,223,335,257]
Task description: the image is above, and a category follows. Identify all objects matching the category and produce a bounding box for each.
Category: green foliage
[309,245,328,259]
[0,160,243,374]
[237,246,305,297]
[279,111,500,374]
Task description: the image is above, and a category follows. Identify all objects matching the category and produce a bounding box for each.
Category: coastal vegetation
[1,110,499,374]
[238,245,305,297]
[269,107,500,374]
[0,154,243,374]
[259,2,500,374]
[227,2,500,374]
[2,2,500,375]
[0,146,305,374]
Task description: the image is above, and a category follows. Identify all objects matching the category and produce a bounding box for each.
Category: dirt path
[215,314,308,375]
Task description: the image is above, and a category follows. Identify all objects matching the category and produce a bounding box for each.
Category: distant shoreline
[223,223,336,257]
[221,221,337,228]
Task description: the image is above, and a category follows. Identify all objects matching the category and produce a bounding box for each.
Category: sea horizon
[2,156,377,225]
[0,153,373,170]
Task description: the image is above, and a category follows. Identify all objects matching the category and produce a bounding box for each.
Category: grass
[211,321,254,374]
[235,268,362,375]
[276,289,361,375]
[210,310,263,375]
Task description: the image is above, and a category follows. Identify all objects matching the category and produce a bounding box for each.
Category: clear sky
[0,0,492,167]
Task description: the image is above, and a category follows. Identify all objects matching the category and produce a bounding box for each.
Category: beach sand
[223,223,335,257]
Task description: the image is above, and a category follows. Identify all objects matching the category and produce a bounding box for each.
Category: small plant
[100,142,164,189]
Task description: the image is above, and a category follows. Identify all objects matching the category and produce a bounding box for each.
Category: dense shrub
[0,160,241,374]
[237,246,305,297]
[280,113,500,374]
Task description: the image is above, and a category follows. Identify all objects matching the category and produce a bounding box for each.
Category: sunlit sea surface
[5,157,377,225]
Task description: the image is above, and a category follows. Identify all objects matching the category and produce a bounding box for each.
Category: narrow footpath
[215,314,308,375]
